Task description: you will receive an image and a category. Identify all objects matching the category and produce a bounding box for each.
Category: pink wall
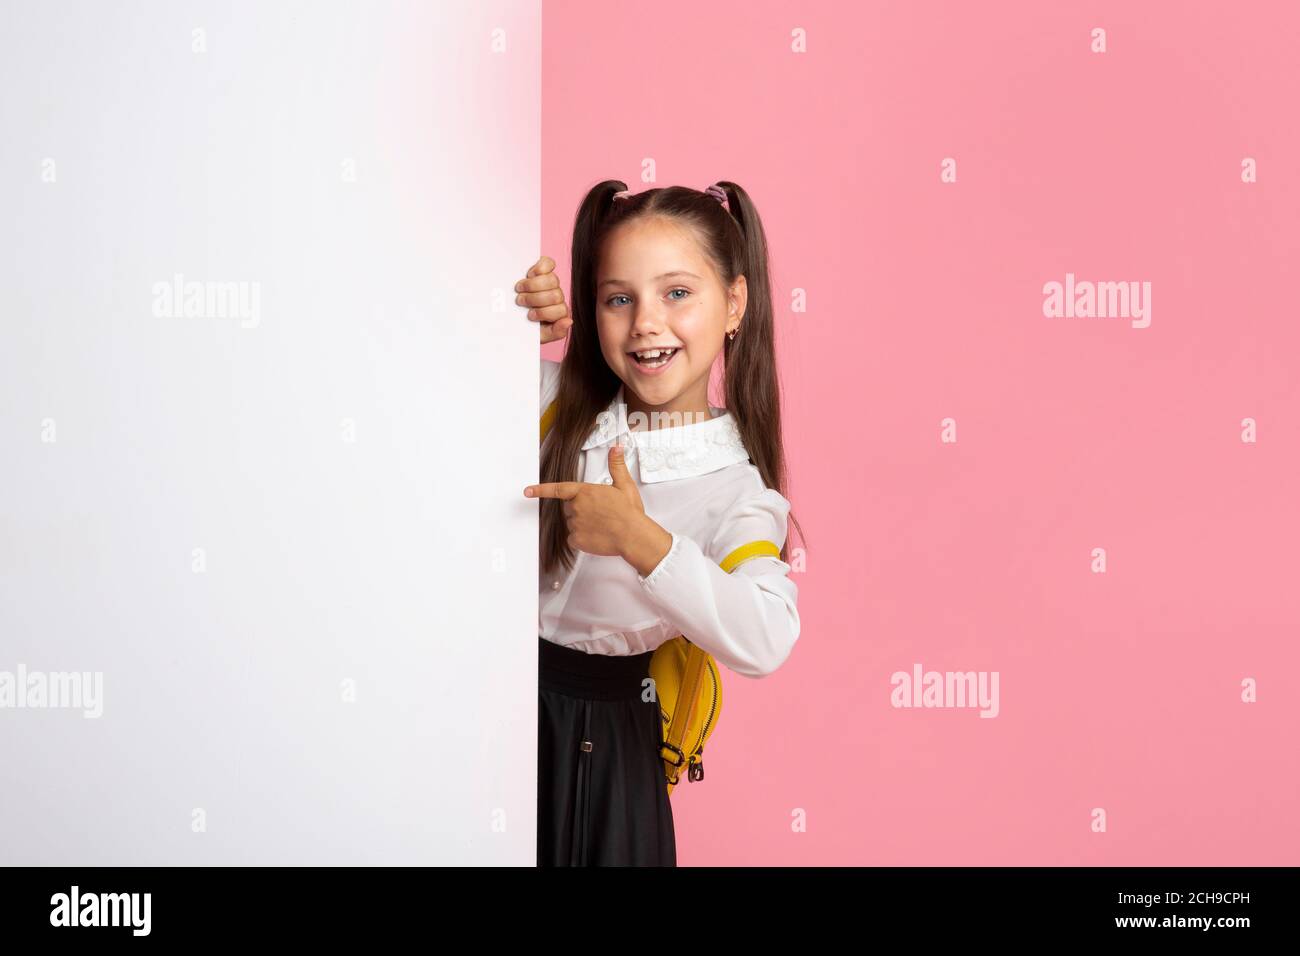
[541,0,1300,865]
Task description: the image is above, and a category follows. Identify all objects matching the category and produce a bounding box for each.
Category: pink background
[541,0,1300,864]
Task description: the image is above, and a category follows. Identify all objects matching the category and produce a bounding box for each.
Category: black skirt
[537,637,677,866]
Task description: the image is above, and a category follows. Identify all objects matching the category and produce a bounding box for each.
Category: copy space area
[0,0,541,864]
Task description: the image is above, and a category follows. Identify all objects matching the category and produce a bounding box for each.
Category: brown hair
[540,180,804,575]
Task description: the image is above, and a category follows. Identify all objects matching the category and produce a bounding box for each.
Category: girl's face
[595,216,746,422]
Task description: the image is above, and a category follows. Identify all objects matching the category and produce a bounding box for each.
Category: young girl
[518,181,802,867]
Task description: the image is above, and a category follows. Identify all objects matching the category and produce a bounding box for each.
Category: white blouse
[538,359,800,678]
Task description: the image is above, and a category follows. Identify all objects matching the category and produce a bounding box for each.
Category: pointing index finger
[524,481,580,499]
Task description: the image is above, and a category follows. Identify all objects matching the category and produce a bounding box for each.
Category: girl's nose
[630,304,665,335]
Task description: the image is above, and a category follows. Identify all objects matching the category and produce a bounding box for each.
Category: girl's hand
[515,255,571,344]
[524,444,672,574]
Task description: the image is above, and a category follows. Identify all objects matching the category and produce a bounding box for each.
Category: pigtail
[713,182,805,565]
[540,181,627,575]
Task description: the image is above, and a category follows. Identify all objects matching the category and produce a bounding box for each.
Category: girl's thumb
[609,441,632,483]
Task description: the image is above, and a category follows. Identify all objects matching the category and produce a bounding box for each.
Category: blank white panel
[0,0,540,864]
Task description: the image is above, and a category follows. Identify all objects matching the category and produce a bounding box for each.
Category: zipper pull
[689,757,704,782]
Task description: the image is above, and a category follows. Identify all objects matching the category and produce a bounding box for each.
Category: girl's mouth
[628,347,680,375]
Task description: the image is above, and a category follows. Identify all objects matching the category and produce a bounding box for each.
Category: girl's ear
[728,273,748,325]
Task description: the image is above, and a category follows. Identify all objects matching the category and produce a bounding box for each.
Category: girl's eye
[606,289,691,307]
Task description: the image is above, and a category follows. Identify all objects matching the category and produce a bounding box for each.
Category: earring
[727,328,738,341]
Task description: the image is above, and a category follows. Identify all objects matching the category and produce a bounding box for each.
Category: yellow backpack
[541,397,779,795]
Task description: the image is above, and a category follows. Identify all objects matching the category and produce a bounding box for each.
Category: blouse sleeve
[634,485,801,678]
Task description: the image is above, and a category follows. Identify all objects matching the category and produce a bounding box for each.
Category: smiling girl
[518,181,802,866]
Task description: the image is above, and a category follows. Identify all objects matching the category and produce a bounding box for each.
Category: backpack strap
[540,397,559,443]
[719,539,781,571]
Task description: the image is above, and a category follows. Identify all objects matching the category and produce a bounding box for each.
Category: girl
[518,181,803,867]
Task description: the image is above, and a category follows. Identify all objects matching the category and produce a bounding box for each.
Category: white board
[0,0,541,865]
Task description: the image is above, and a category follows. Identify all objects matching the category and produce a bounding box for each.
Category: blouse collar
[580,383,751,483]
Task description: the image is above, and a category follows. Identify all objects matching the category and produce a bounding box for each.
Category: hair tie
[704,184,729,207]
[612,189,632,202]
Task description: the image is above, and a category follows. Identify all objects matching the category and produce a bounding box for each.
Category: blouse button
[551,580,561,590]
[602,476,613,484]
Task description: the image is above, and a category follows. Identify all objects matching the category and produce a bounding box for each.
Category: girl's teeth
[634,348,676,366]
